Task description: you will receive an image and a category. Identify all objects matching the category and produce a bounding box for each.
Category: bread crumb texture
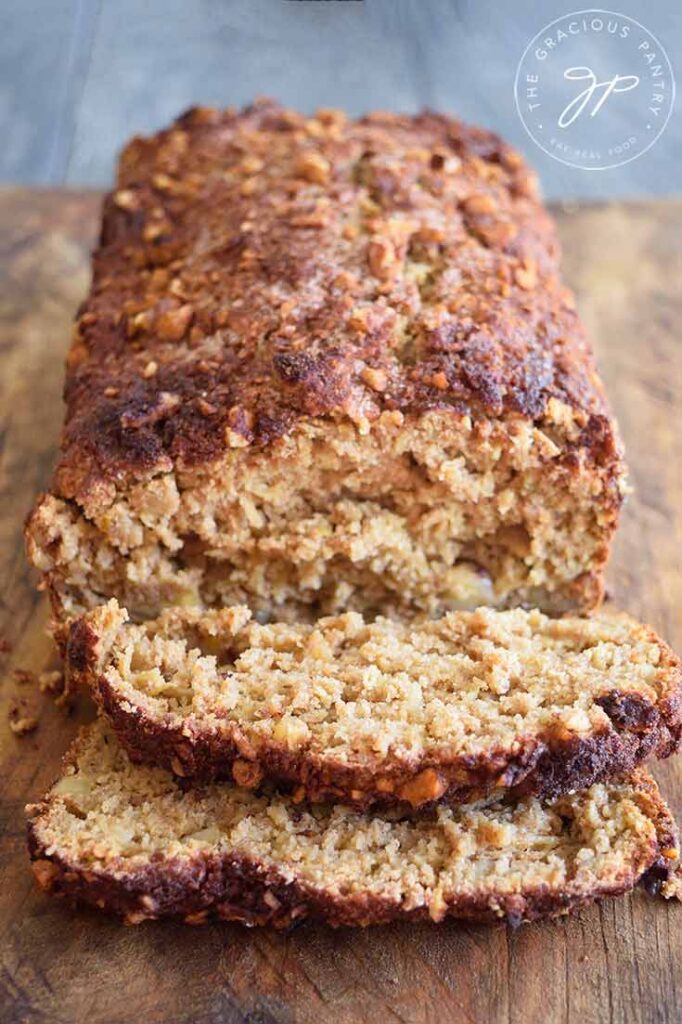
[28,411,621,621]
[27,723,678,927]
[68,601,682,806]
[26,101,625,621]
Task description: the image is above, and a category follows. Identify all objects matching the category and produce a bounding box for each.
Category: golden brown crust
[50,99,619,508]
[65,604,682,810]
[25,838,672,930]
[96,686,682,811]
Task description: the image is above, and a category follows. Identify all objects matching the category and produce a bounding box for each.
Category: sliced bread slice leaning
[27,722,679,928]
[64,601,682,809]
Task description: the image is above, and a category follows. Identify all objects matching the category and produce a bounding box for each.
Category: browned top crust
[56,99,615,506]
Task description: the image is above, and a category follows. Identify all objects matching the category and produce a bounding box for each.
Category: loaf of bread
[65,601,682,808]
[26,100,625,623]
[27,723,679,927]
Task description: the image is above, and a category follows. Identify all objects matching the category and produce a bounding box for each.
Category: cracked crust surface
[46,100,617,493]
[64,601,682,809]
[25,100,625,621]
[26,724,680,928]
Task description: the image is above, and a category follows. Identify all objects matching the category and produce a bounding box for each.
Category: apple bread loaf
[64,601,682,809]
[26,100,625,623]
[27,723,679,928]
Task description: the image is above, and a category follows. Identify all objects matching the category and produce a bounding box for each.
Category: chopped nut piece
[142,360,158,378]
[168,277,187,299]
[128,309,155,337]
[224,427,249,448]
[316,107,347,128]
[149,267,169,290]
[124,911,148,925]
[185,910,209,924]
[142,222,168,243]
[348,307,371,333]
[120,391,181,429]
[152,173,175,192]
[398,769,447,807]
[240,156,264,175]
[479,221,518,247]
[196,398,217,416]
[239,178,259,197]
[295,151,330,184]
[361,366,387,392]
[415,224,445,243]
[263,891,281,910]
[156,304,194,342]
[227,405,255,431]
[367,239,396,279]
[514,261,538,290]
[463,194,496,215]
[304,119,325,139]
[232,759,264,788]
[272,716,310,749]
[113,189,138,211]
[428,888,448,923]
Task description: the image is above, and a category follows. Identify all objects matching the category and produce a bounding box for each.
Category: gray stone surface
[1,0,679,198]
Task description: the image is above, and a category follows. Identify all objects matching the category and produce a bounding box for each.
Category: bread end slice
[27,723,680,928]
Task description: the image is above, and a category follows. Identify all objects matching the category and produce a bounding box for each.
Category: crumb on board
[662,868,682,902]
[4,666,68,736]
[8,698,39,736]
[12,668,36,686]
[5,664,66,701]
[39,670,65,696]
[10,716,39,736]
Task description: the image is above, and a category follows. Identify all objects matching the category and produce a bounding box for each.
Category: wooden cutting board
[1,189,680,1024]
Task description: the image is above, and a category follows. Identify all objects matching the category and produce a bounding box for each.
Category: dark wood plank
[0,190,680,1024]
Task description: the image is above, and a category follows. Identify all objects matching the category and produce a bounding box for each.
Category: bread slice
[27,722,679,928]
[25,100,625,624]
[65,601,682,809]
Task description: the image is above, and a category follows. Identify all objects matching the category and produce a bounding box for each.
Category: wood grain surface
[0,189,680,1024]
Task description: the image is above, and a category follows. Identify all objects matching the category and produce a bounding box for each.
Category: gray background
[2,0,680,199]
